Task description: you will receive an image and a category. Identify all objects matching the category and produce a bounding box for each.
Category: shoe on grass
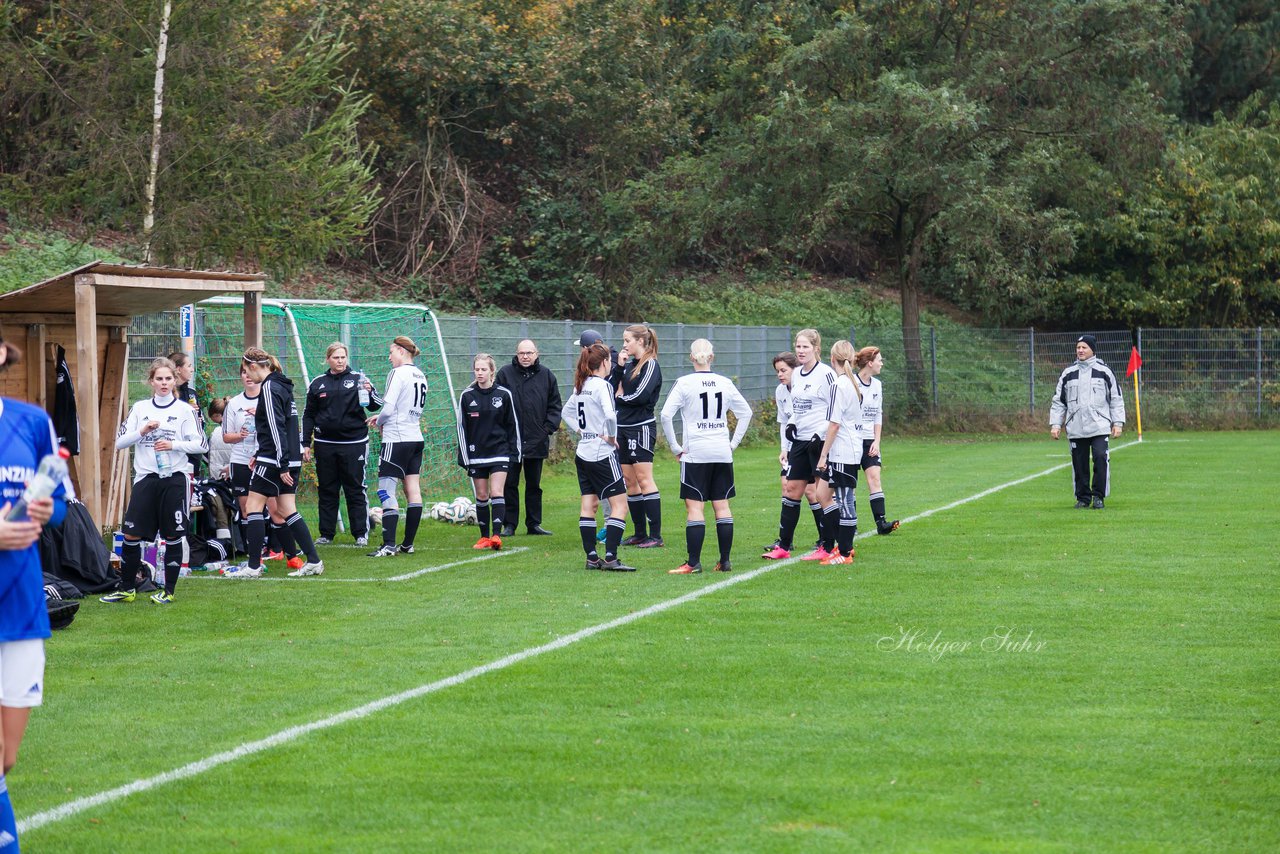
[584,556,603,571]
[355,536,368,547]
[821,551,853,565]
[286,555,305,570]
[800,546,832,562]
[367,544,397,558]
[1074,499,1091,509]
[1092,497,1105,509]
[226,565,264,578]
[314,536,332,546]
[489,535,502,551]
[150,591,174,604]
[669,563,702,574]
[876,519,900,535]
[473,537,493,550]
[635,536,665,549]
[288,561,325,577]
[100,589,136,604]
[600,558,636,572]
[621,534,646,547]
[761,545,791,560]
[398,544,415,555]
[713,560,732,573]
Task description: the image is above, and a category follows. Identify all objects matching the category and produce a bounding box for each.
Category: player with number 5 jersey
[367,335,429,557]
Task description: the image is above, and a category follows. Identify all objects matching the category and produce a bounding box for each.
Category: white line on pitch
[182,547,529,583]
[19,442,1143,835]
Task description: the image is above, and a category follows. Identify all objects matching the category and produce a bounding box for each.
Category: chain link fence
[125,309,1280,428]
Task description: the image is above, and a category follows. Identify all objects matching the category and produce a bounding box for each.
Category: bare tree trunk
[142,0,173,265]
[895,206,930,415]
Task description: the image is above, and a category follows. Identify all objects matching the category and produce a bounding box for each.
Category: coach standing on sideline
[303,342,383,545]
[496,339,562,536]
[1049,334,1125,510]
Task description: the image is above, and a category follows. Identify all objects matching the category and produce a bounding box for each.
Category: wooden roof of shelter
[0,261,268,528]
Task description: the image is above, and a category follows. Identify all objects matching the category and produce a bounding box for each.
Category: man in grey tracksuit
[1049,335,1126,509]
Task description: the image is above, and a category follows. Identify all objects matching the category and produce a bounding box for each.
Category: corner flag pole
[1126,343,1143,442]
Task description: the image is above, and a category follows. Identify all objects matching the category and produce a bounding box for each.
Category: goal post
[197,297,471,513]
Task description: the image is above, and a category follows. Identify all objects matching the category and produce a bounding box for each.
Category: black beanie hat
[1076,334,1097,354]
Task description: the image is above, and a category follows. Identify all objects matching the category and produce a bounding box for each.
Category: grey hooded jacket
[1049,356,1126,439]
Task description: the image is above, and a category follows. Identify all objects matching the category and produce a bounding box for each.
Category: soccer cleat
[621,534,646,547]
[668,563,702,574]
[584,556,603,571]
[473,537,493,550]
[367,544,397,558]
[600,558,637,572]
[226,565,263,578]
[635,536,665,549]
[713,560,732,573]
[99,589,136,604]
[1074,500,1091,509]
[762,539,781,552]
[761,545,791,560]
[876,519,900,535]
[288,561,325,577]
[801,546,832,562]
[398,545,415,555]
[150,590,175,605]
[286,556,305,570]
[821,550,854,565]
[355,536,368,547]
[314,537,332,546]
[489,535,502,551]
[1092,498,1105,510]
[265,550,285,562]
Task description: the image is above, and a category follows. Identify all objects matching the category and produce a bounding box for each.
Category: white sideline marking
[183,547,529,583]
[19,442,1143,835]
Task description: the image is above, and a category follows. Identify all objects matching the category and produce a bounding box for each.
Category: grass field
[16,432,1279,851]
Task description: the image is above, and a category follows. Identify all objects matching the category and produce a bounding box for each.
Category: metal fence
[124,309,1280,426]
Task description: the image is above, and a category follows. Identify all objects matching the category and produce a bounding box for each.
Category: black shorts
[122,474,190,542]
[230,463,252,497]
[784,437,823,483]
[679,461,736,502]
[249,462,297,497]
[827,461,860,490]
[576,455,626,500]
[860,438,882,470]
[617,424,656,465]
[379,441,424,479]
[467,462,510,480]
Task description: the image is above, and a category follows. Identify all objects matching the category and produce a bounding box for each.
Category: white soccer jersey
[563,375,618,462]
[856,375,884,440]
[376,363,428,443]
[788,362,838,439]
[222,392,260,465]
[775,382,792,453]
[827,374,865,465]
[116,395,207,481]
[660,371,753,463]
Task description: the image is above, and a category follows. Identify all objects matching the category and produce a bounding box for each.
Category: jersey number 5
[577,401,587,429]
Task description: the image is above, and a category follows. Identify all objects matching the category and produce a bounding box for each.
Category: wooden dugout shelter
[0,262,266,528]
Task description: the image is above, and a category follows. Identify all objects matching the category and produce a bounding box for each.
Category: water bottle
[6,447,71,521]
[357,370,371,407]
[156,445,171,477]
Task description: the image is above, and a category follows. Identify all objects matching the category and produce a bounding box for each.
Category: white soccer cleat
[226,565,263,578]
[288,561,324,577]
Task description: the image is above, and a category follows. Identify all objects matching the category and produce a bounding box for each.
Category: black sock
[488,498,505,535]
[476,500,490,538]
[645,492,662,538]
[604,516,625,560]
[579,516,598,557]
[272,521,298,558]
[685,520,706,567]
[383,510,399,547]
[121,540,142,591]
[779,497,802,550]
[266,522,282,554]
[165,536,187,595]
[822,504,839,552]
[628,494,647,537]
[403,503,423,547]
[246,513,266,569]
[287,513,319,563]
[716,517,734,564]
[809,502,824,542]
[870,492,886,523]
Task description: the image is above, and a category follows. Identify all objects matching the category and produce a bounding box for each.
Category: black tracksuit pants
[316,441,369,538]
[1070,435,1110,501]
[503,457,545,531]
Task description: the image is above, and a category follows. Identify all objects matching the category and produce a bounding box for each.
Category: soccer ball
[368,506,384,529]
[448,496,475,525]
[429,501,451,521]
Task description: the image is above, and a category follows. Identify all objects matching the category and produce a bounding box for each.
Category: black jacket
[496,357,563,459]
[614,359,662,426]
[176,380,207,474]
[255,371,302,468]
[457,383,522,466]
[302,367,383,446]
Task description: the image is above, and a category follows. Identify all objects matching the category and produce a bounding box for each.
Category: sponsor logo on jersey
[492,397,503,408]
[343,380,354,388]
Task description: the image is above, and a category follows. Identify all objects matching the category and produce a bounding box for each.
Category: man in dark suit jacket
[496,340,563,536]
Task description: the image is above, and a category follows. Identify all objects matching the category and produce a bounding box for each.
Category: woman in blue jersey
[615,325,664,548]
[563,343,634,572]
[0,337,70,850]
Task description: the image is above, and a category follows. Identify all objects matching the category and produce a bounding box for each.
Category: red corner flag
[1125,346,1143,378]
